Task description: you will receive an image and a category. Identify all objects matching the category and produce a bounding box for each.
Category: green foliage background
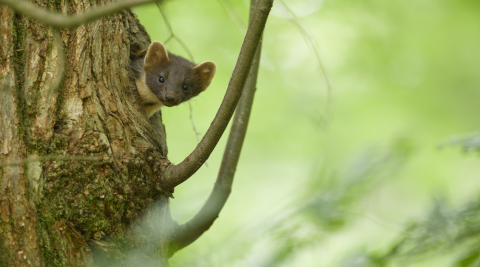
[133,0,480,266]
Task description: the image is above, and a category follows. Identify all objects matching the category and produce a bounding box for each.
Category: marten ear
[144,41,169,69]
[193,61,216,91]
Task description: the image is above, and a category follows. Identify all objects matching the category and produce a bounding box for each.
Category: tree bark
[1,0,273,264]
[0,1,175,266]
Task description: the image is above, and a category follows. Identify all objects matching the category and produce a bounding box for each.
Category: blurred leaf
[440,133,480,153]
[261,142,411,266]
[368,196,480,266]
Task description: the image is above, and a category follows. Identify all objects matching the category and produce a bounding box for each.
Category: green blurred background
[133,0,480,266]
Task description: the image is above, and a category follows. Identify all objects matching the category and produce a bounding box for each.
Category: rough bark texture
[0,1,175,266]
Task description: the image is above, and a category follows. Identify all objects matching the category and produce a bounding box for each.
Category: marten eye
[183,84,189,91]
[159,77,165,83]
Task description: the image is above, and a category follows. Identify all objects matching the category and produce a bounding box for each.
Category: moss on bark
[2,1,172,266]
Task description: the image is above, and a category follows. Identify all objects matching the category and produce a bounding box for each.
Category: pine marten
[130,41,217,117]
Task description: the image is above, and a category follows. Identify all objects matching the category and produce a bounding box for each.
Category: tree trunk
[0,1,176,266]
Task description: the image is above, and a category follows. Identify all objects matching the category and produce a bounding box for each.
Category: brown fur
[130,41,216,117]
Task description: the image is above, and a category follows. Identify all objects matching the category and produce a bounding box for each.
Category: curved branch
[167,0,264,255]
[163,0,273,189]
[0,0,162,29]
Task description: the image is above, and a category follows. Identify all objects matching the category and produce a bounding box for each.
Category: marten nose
[165,93,175,102]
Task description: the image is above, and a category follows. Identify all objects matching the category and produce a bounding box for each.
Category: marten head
[143,41,216,107]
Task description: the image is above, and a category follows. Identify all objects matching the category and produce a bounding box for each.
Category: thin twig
[156,3,195,61]
[0,155,99,167]
[0,0,162,29]
[156,2,172,34]
[168,0,264,255]
[156,2,203,159]
[188,103,201,144]
[162,0,273,189]
[163,35,173,45]
[216,0,247,32]
[279,0,333,127]
[174,37,195,62]
[188,102,208,167]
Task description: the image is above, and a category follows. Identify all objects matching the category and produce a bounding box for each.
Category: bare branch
[162,0,273,189]
[0,0,162,29]
[167,0,263,255]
